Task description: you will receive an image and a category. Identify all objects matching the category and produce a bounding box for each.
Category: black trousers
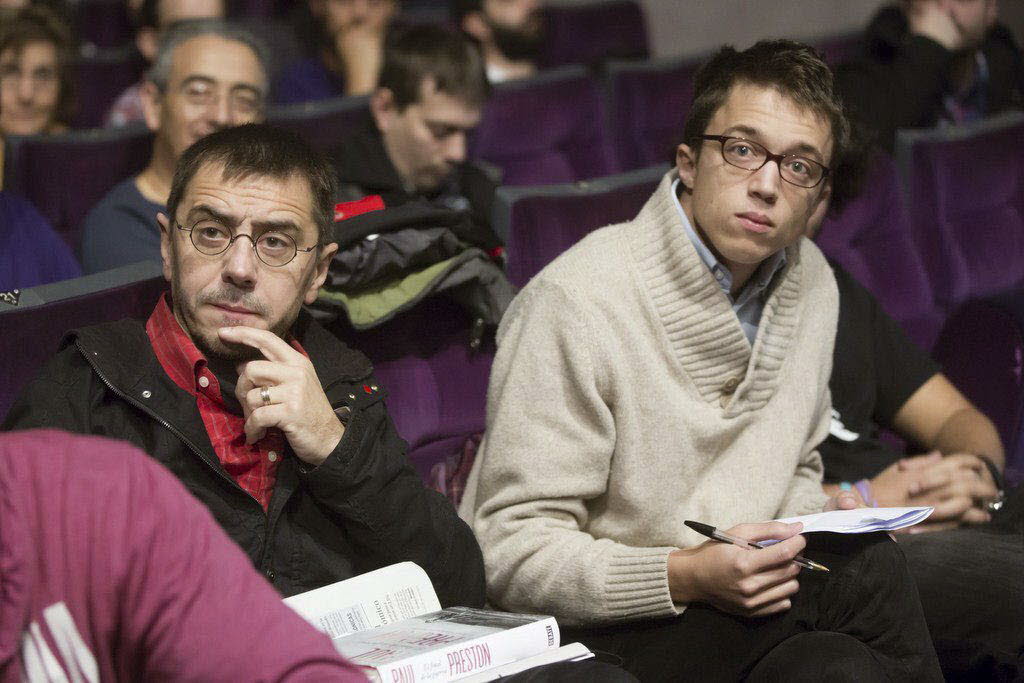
[562,532,942,682]
[898,485,1024,681]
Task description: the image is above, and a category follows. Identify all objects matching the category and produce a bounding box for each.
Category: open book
[284,562,593,682]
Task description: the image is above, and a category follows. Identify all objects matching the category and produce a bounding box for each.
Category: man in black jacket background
[327,23,502,253]
[2,123,486,607]
[836,0,1024,150]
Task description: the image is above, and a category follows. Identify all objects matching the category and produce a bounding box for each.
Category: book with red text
[284,563,592,682]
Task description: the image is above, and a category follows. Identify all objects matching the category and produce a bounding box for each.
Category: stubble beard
[168,250,310,362]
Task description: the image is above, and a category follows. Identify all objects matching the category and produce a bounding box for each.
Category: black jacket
[836,5,1024,150]
[327,117,503,251]
[2,312,486,605]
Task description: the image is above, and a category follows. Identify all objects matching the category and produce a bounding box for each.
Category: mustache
[196,287,269,317]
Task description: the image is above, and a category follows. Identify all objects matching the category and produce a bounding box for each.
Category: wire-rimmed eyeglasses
[699,135,830,188]
[174,219,319,267]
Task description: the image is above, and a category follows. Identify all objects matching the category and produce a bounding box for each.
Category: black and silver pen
[684,520,830,572]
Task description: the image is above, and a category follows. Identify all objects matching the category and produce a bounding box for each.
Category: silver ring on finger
[260,385,272,407]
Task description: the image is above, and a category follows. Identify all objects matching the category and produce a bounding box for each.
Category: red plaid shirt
[146,294,309,511]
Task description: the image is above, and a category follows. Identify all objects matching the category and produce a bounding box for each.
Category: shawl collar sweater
[460,171,837,626]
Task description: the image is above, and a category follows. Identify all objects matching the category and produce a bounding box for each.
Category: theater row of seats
[3,111,1024,488]
[2,27,862,268]
[61,0,651,128]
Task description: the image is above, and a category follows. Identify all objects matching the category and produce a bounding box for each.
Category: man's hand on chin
[219,325,345,467]
[906,0,965,51]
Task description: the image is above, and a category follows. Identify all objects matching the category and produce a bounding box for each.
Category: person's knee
[747,632,888,682]
[854,531,909,567]
[808,531,915,598]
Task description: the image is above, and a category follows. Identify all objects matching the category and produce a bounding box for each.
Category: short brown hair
[167,124,338,247]
[0,5,76,129]
[682,40,860,213]
[379,23,489,110]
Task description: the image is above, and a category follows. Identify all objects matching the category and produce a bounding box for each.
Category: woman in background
[0,5,74,136]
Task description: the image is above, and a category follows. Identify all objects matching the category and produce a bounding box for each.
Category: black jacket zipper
[76,338,367,581]
[77,341,270,517]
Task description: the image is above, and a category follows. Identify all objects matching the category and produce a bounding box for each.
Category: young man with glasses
[460,41,942,680]
[4,123,486,608]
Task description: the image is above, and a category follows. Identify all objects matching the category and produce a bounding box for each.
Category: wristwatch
[977,455,1006,513]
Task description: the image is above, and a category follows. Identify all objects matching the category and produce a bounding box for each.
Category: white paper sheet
[774,506,934,533]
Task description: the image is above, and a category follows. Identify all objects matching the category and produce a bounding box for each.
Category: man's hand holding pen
[667,521,808,618]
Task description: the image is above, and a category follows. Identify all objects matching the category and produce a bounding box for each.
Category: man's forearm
[931,407,1005,469]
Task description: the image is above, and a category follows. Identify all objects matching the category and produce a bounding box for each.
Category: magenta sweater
[0,429,367,682]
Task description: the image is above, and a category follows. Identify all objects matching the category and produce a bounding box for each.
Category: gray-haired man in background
[82,20,269,274]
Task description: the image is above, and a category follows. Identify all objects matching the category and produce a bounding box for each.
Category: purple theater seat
[539,0,648,69]
[327,296,494,477]
[896,112,1024,309]
[74,0,133,49]
[932,291,1024,487]
[236,17,306,82]
[72,48,147,129]
[815,151,944,349]
[813,32,863,66]
[606,56,702,171]
[267,96,370,150]
[0,262,167,423]
[494,165,666,289]
[231,0,279,17]
[470,66,617,185]
[2,126,153,254]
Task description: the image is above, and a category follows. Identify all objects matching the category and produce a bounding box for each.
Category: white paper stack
[774,506,933,533]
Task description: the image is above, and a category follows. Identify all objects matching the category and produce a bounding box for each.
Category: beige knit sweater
[460,172,837,626]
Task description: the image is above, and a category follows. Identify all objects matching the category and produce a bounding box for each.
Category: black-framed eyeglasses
[174,219,319,267]
[699,135,830,188]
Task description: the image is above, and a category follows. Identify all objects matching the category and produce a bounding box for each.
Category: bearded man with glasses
[460,41,943,680]
[3,123,486,609]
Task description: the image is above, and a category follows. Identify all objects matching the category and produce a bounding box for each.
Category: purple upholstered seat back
[607,57,701,172]
[933,292,1024,487]
[815,152,943,348]
[495,165,666,289]
[0,263,167,423]
[327,296,494,479]
[813,32,863,66]
[73,0,133,49]
[897,112,1024,309]
[233,0,279,17]
[2,126,153,253]
[267,96,370,150]
[72,48,147,129]
[539,0,648,68]
[470,66,617,186]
